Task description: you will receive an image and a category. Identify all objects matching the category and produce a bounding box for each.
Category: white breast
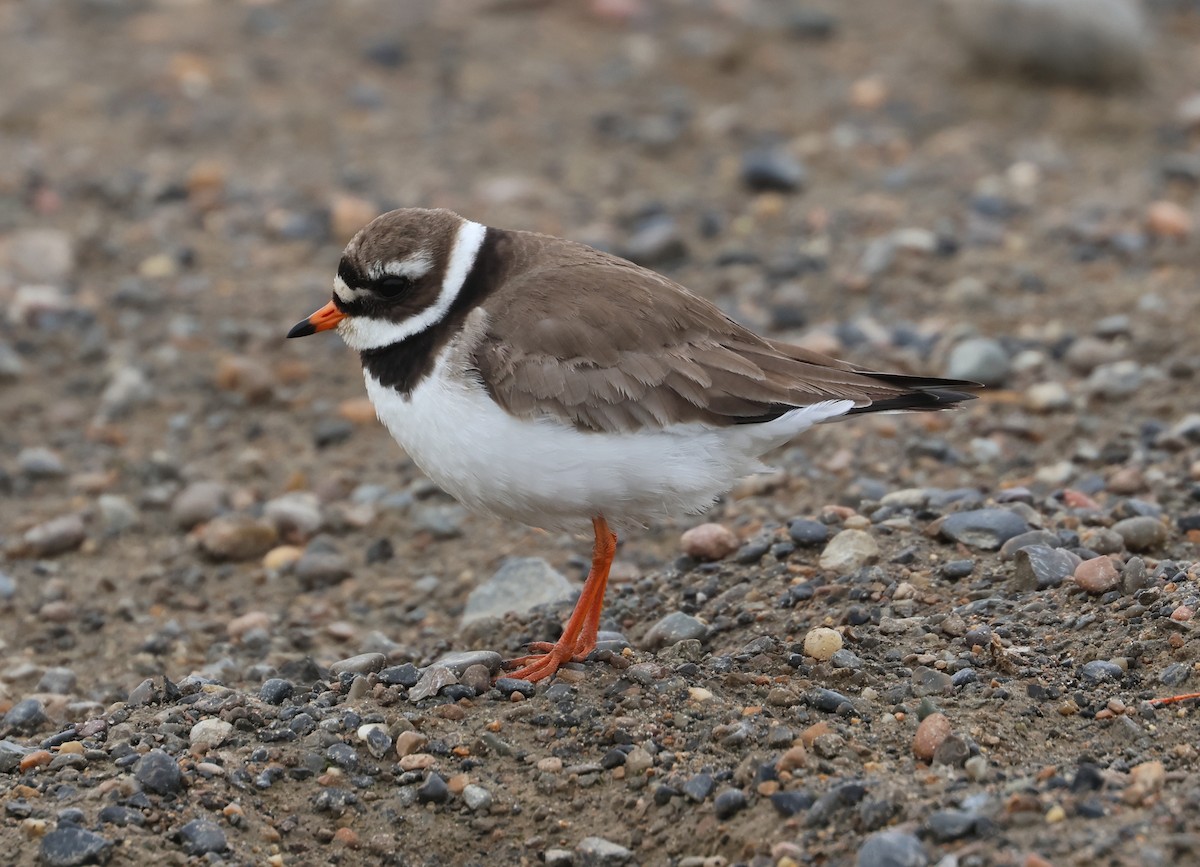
[364,354,853,532]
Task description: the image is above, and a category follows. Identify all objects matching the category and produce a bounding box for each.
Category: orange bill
[287,300,345,338]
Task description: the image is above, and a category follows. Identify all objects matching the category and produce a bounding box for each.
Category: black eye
[375,276,410,298]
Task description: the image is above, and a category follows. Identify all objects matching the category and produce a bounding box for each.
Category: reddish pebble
[332,827,360,848]
[19,751,52,772]
[681,523,739,561]
[1171,605,1194,622]
[912,712,953,761]
[1073,557,1120,595]
[1146,200,1192,239]
[1061,489,1100,510]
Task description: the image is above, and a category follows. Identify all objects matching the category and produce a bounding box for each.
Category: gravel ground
[2,1,1200,865]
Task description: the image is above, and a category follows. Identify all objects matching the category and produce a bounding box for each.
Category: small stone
[912,712,952,761]
[713,788,748,820]
[946,337,1010,386]
[460,664,492,695]
[856,830,928,867]
[263,545,303,572]
[198,516,277,561]
[770,790,815,817]
[416,772,449,804]
[940,509,1028,550]
[35,667,77,695]
[39,826,112,867]
[932,734,971,767]
[1086,360,1143,399]
[214,356,275,403]
[788,519,829,546]
[681,523,739,561]
[965,755,990,782]
[3,698,47,733]
[1146,200,1191,239]
[408,665,457,702]
[926,809,980,842]
[395,731,429,757]
[18,447,66,479]
[621,215,687,268]
[461,558,575,626]
[1074,557,1121,594]
[432,650,503,676]
[379,663,421,687]
[295,550,353,589]
[171,482,228,530]
[912,666,953,696]
[741,146,807,193]
[177,819,227,856]
[0,739,33,773]
[1080,660,1124,683]
[1025,382,1071,412]
[462,784,493,812]
[1159,662,1190,688]
[818,529,879,573]
[576,836,633,864]
[1013,545,1081,591]
[263,493,322,543]
[23,514,86,557]
[259,678,294,704]
[643,612,707,649]
[803,627,843,661]
[330,653,386,676]
[1111,516,1167,552]
[189,719,233,750]
[135,749,183,795]
[412,503,467,539]
[682,773,715,802]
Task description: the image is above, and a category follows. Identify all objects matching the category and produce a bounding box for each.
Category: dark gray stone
[39,827,113,866]
[713,788,748,820]
[940,509,1029,550]
[134,749,182,795]
[1013,545,1081,590]
[856,830,928,867]
[741,147,807,192]
[177,819,227,856]
[3,698,47,733]
[788,519,829,546]
[259,678,294,704]
[643,612,707,648]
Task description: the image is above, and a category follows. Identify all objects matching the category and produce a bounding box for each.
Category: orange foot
[500,516,616,684]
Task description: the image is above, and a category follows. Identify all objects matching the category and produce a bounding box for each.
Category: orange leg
[502,516,617,683]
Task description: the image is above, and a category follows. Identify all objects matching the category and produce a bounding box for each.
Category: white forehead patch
[333,274,355,303]
[366,251,434,282]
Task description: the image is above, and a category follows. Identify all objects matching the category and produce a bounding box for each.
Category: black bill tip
[287,319,317,339]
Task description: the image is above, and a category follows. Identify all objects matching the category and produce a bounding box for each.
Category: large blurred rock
[945,0,1151,87]
[460,558,576,626]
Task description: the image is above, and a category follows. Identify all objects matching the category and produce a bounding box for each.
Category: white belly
[365,361,853,531]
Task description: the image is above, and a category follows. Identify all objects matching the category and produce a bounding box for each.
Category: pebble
[409,666,458,702]
[1080,660,1124,683]
[433,650,503,676]
[134,749,183,795]
[39,826,113,867]
[1074,556,1121,594]
[788,519,829,546]
[946,337,1010,386]
[177,819,228,855]
[96,366,153,421]
[36,667,77,695]
[1025,381,1071,412]
[23,514,86,557]
[462,784,493,812]
[461,558,575,625]
[170,482,228,530]
[818,529,879,573]
[0,571,16,600]
[576,836,634,864]
[741,146,807,192]
[417,772,450,803]
[1111,516,1167,552]
[680,523,739,561]
[1086,360,1143,399]
[998,530,1060,560]
[912,712,952,761]
[259,678,294,704]
[379,663,421,687]
[713,788,748,820]
[1013,545,1081,591]
[1146,200,1192,239]
[412,503,467,539]
[263,492,323,542]
[802,627,843,661]
[330,653,386,676]
[682,773,715,802]
[644,612,707,649]
[3,698,47,733]
[295,550,353,589]
[189,718,234,750]
[18,447,66,479]
[621,214,687,268]
[946,0,1149,86]
[770,790,815,817]
[9,229,74,282]
[198,515,278,561]
[856,830,928,867]
[939,509,1028,550]
[926,809,980,842]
